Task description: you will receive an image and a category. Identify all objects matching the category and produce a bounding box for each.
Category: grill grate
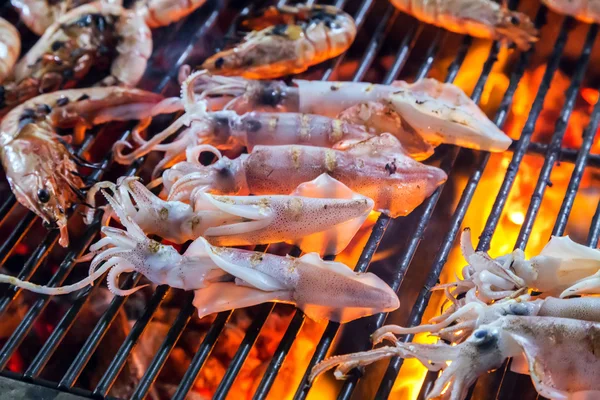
[0,0,598,399]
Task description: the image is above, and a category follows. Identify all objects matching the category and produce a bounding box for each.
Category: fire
[391,40,600,399]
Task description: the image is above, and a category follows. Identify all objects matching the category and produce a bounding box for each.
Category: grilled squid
[0,205,399,324]
[311,316,600,399]
[0,18,20,84]
[0,87,181,247]
[2,2,152,115]
[390,0,538,50]
[201,4,356,79]
[161,133,447,218]
[86,174,373,255]
[371,295,600,344]
[435,228,600,302]
[188,71,512,152]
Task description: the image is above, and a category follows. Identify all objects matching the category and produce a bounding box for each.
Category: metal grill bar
[515,24,598,249]
[417,15,600,400]
[484,23,599,400]
[478,10,568,252]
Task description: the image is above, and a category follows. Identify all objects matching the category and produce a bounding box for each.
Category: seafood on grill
[200,4,356,79]
[134,0,207,27]
[0,201,400,323]
[115,71,392,167]
[161,134,447,218]
[85,174,373,255]
[0,87,180,247]
[11,0,122,35]
[390,0,538,50]
[541,0,600,24]
[371,295,600,344]
[2,2,152,114]
[311,315,600,399]
[0,18,20,83]
[437,228,600,302]
[191,71,513,152]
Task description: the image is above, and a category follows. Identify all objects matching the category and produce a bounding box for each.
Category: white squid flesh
[87,173,373,255]
[0,212,399,323]
[162,133,447,218]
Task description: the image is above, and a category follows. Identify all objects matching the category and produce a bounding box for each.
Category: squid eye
[37,189,50,203]
[472,329,497,349]
[510,16,520,25]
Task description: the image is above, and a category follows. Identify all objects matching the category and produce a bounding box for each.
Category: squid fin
[193,282,292,319]
[290,174,373,255]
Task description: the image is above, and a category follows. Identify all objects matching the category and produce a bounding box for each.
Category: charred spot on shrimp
[385,161,397,175]
[0,12,119,112]
[214,57,225,70]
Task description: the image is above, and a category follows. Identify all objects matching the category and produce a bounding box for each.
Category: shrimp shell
[201,4,356,79]
[0,87,179,247]
[542,0,600,24]
[134,0,207,28]
[0,18,20,83]
[13,2,151,90]
[11,0,123,35]
[391,0,538,50]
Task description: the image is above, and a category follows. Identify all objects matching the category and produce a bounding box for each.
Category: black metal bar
[588,202,600,248]
[552,87,600,236]
[171,311,232,400]
[213,303,276,399]
[522,142,600,169]
[515,24,598,249]
[92,286,170,396]
[478,14,569,252]
[58,273,143,389]
[130,292,196,400]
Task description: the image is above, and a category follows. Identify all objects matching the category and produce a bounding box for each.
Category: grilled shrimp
[87,174,373,255]
[201,4,356,79]
[390,0,538,50]
[542,0,600,23]
[11,0,122,35]
[0,87,180,247]
[2,3,151,115]
[162,134,447,218]
[134,0,207,28]
[190,72,512,152]
[0,206,399,323]
[0,18,20,83]
[311,316,600,400]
